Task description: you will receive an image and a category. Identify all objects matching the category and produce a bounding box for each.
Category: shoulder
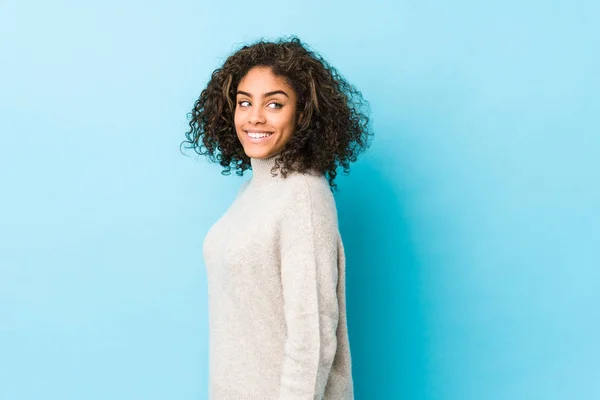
[282,172,332,200]
[235,179,251,198]
[280,173,338,223]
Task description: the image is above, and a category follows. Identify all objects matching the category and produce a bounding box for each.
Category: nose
[249,106,265,124]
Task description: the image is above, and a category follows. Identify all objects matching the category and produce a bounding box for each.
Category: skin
[234,66,302,159]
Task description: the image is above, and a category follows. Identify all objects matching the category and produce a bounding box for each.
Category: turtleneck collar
[250,153,322,182]
[250,153,283,182]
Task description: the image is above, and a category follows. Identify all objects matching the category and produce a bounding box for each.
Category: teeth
[247,132,272,139]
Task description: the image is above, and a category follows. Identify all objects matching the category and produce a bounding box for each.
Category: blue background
[1,1,599,399]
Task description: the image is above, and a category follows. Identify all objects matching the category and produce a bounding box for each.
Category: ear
[297,111,304,125]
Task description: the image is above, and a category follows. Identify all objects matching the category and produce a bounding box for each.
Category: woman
[182,36,372,399]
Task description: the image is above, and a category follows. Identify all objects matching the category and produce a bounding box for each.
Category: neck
[250,153,283,182]
[250,154,323,182]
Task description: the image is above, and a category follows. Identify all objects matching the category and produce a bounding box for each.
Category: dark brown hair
[181,35,373,191]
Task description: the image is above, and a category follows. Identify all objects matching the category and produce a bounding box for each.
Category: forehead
[237,67,292,92]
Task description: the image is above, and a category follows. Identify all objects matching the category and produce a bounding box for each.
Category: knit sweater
[202,154,354,400]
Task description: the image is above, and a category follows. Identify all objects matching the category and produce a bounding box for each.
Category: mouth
[244,130,274,142]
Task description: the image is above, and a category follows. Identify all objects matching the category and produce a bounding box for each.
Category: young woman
[182,36,372,400]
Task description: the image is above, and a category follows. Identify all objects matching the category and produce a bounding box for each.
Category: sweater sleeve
[278,178,340,400]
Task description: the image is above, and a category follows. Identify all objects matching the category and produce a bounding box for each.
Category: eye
[268,102,283,109]
[237,100,250,107]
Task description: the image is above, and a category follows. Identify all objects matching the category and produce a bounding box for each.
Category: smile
[245,131,274,141]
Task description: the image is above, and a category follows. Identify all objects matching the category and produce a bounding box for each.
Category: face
[234,66,300,159]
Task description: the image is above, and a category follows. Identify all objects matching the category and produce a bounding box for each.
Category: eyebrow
[236,90,289,98]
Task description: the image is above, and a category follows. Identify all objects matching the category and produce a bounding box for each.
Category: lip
[245,129,274,133]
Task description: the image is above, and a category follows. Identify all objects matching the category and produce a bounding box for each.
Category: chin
[243,147,274,159]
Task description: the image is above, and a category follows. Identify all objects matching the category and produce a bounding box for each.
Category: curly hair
[181,35,373,191]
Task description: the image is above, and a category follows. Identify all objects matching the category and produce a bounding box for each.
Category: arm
[278,179,340,400]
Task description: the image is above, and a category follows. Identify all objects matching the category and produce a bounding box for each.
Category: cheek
[276,111,297,132]
[233,110,241,127]
[233,112,244,139]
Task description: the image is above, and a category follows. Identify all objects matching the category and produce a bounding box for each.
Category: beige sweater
[202,154,354,399]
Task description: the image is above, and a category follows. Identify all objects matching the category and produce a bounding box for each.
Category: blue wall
[1,1,598,399]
